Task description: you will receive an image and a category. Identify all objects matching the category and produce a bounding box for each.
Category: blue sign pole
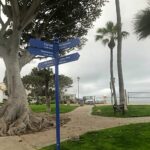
[28,37,80,150]
[53,38,61,150]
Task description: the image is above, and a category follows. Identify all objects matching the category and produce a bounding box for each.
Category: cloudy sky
[0,0,150,99]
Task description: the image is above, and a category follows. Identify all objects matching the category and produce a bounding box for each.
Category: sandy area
[0,105,150,150]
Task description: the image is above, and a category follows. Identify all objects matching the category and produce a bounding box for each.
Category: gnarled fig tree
[0,0,106,136]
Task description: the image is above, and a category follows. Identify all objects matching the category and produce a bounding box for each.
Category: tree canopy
[96,21,129,48]
[134,2,150,39]
[1,0,106,45]
[22,68,73,100]
[22,68,54,98]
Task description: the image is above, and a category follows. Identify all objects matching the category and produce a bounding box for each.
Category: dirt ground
[0,105,150,150]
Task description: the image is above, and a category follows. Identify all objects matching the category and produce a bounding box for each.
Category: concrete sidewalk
[0,136,35,150]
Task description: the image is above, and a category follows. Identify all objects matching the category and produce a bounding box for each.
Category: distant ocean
[127,98,150,105]
[105,97,150,105]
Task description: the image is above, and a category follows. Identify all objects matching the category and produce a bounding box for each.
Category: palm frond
[96,21,129,45]
[97,27,108,35]
[107,22,118,37]
[134,8,150,39]
[95,35,103,41]
[106,21,114,31]
[122,31,129,39]
[113,24,119,33]
[102,38,109,46]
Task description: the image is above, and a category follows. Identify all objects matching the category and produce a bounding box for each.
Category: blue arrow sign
[38,59,55,69]
[59,38,80,50]
[29,38,53,50]
[28,47,54,57]
[38,53,80,69]
[59,52,80,65]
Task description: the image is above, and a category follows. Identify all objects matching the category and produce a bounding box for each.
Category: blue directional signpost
[38,53,80,69]
[28,37,80,150]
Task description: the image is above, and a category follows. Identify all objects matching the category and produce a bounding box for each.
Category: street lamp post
[77,77,80,100]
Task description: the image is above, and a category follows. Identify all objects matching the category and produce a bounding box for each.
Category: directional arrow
[59,38,80,50]
[59,52,80,65]
[38,59,55,69]
[28,47,54,57]
[38,53,80,69]
[29,38,53,50]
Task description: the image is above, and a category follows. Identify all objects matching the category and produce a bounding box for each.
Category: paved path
[0,105,150,150]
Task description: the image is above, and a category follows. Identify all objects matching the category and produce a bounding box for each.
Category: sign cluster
[28,38,80,66]
[28,37,80,150]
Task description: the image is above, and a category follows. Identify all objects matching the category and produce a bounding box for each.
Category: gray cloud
[62,0,150,98]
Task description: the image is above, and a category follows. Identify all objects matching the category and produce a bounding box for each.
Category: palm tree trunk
[115,0,126,108]
[110,49,117,105]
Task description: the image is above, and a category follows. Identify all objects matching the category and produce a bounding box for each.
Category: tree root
[0,105,70,136]
[0,118,7,136]
[0,101,70,136]
[0,112,55,136]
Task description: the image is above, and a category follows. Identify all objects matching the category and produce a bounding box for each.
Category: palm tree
[96,21,129,106]
[115,0,126,108]
[134,3,150,39]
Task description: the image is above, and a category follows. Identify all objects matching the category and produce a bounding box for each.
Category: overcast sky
[0,0,150,98]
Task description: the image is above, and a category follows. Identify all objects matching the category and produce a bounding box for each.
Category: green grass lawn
[40,123,150,150]
[30,104,78,114]
[92,105,150,117]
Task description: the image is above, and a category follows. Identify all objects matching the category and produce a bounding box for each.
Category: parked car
[85,99,94,105]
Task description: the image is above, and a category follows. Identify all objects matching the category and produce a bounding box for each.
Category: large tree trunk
[0,51,51,136]
[115,0,126,109]
[110,49,117,105]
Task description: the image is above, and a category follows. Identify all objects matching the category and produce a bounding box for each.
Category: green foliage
[22,68,54,99]
[30,104,78,114]
[59,75,73,93]
[20,0,106,44]
[134,3,150,39]
[92,105,150,117]
[2,0,107,53]
[22,68,73,96]
[22,68,73,102]
[40,123,150,150]
[95,21,129,48]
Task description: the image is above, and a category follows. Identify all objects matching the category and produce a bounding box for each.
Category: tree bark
[0,52,29,135]
[0,50,51,136]
[115,0,126,107]
[110,49,117,105]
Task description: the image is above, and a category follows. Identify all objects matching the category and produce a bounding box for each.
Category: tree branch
[18,48,48,71]
[48,0,67,20]
[0,17,4,26]
[10,0,20,17]
[20,0,41,30]
[10,0,20,28]
[18,49,34,70]
[20,0,67,31]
